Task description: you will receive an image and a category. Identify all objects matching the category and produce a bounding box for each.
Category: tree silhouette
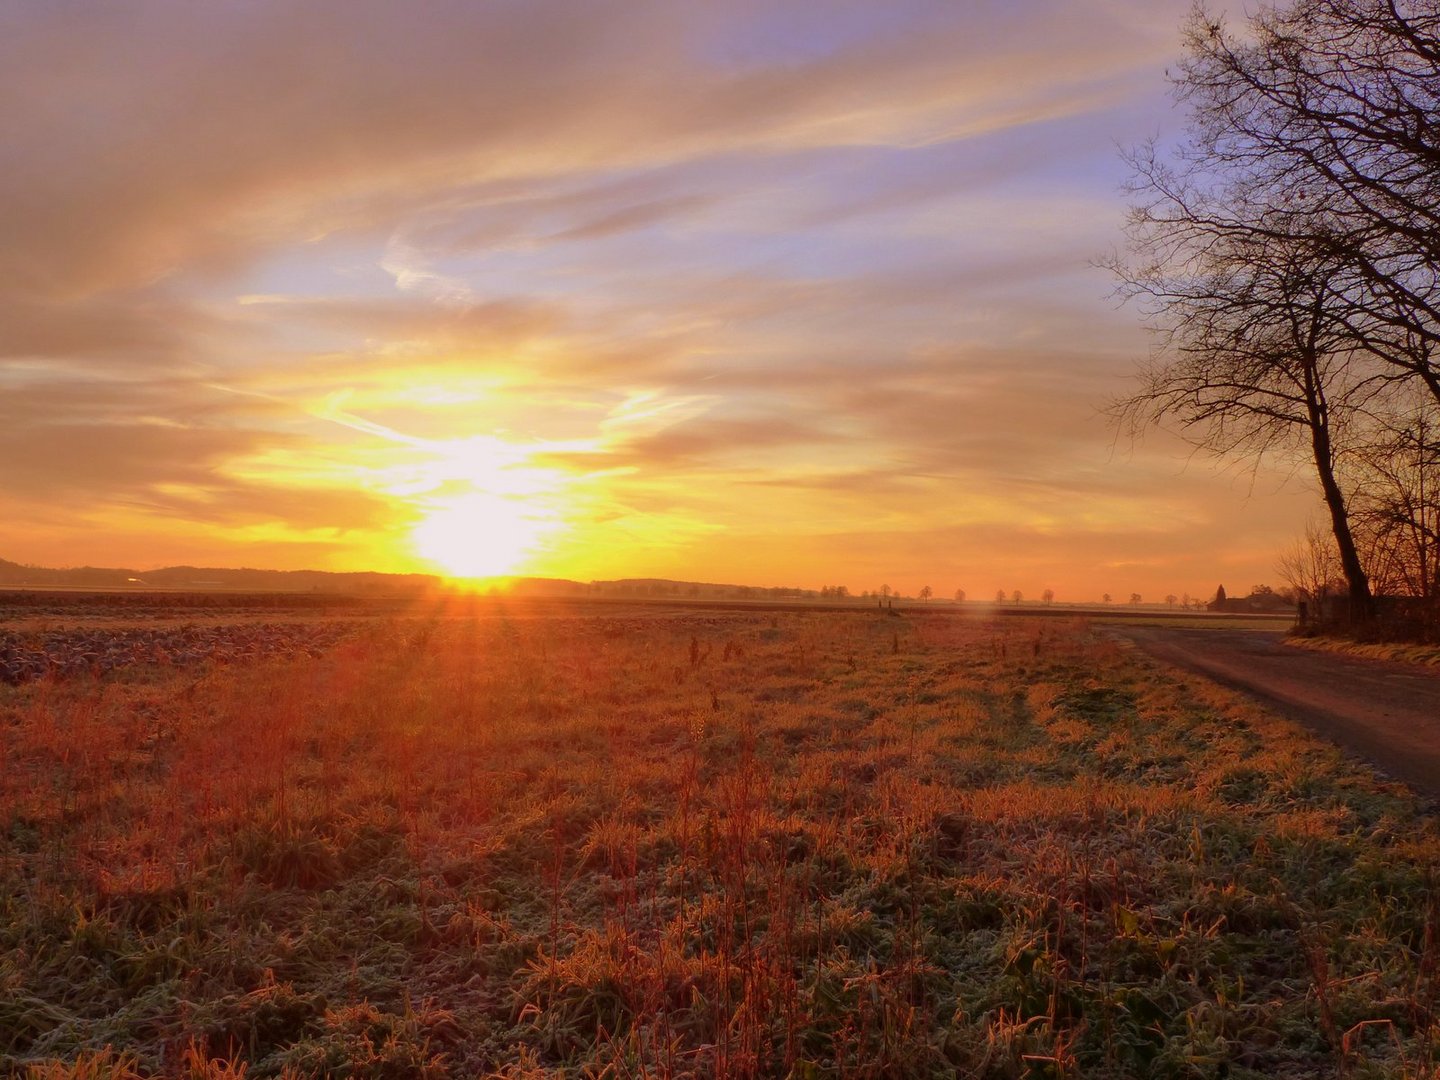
[995,589,1006,604]
[1102,0,1440,622]
[954,588,966,603]
[1011,589,1023,605]
[1276,521,1343,607]
[1041,588,1055,605]
[918,585,933,602]
[1165,594,1177,608]
[1349,415,1440,599]
[1173,1,1440,392]
[1129,593,1142,606]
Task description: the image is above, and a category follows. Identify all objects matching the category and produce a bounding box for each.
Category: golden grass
[2,608,1439,1078]
[1289,634,1440,667]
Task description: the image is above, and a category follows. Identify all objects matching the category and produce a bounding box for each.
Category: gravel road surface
[1114,625,1440,800]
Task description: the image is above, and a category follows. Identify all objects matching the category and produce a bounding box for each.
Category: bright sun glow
[411,491,552,579]
[309,397,621,581]
[397,430,591,580]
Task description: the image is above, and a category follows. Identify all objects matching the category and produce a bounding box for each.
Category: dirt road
[1113,625,1440,800]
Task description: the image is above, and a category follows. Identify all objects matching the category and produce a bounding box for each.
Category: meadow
[2,600,1438,1078]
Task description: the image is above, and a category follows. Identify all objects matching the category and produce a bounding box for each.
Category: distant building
[1209,585,1292,614]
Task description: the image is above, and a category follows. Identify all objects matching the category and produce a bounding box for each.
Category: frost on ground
[2,607,1437,1078]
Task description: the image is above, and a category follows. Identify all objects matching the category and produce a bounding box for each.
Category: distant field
[2,602,1435,1078]
[1065,610,1294,632]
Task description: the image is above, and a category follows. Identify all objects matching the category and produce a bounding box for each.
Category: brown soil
[1114,625,1440,801]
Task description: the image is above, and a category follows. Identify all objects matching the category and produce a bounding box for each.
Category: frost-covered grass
[3,608,1438,1078]
[1288,633,1440,668]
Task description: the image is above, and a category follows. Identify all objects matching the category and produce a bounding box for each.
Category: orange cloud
[2,0,1325,599]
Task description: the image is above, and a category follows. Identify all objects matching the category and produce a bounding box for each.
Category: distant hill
[0,557,439,595]
[0,558,827,602]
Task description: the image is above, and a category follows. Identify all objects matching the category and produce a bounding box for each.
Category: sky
[0,0,1327,601]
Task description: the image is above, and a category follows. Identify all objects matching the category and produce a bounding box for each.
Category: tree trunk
[1315,447,1374,621]
[1304,367,1374,622]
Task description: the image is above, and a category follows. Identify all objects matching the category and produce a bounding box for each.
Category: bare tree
[919,585,933,602]
[995,589,1006,604]
[1349,407,1440,597]
[1041,588,1055,604]
[1130,593,1143,606]
[1113,205,1384,615]
[1011,589,1023,605]
[1277,519,1346,611]
[1165,594,1178,607]
[954,588,966,603]
[1106,0,1422,619]
[1173,1,1440,403]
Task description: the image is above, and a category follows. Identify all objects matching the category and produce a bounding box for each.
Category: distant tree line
[1111,0,1440,624]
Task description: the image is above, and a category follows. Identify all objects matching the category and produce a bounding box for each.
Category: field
[3,597,1439,1078]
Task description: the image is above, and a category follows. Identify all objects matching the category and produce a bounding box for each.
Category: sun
[410,491,551,580]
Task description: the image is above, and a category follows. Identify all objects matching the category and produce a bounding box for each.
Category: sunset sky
[0,0,1327,600]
